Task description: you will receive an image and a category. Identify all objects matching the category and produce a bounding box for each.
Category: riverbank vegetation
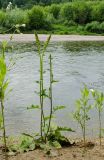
[0,33,104,160]
[0,1,104,34]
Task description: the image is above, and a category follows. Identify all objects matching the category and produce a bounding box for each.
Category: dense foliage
[0,1,104,34]
[0,0,103,8]
[0,0,70,8]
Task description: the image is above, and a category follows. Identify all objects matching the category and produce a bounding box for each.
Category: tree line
[0,1,104,34]
[0,0,102,8]
[0,0,73,8]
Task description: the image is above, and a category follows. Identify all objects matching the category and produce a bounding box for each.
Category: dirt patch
[1,139,104,160]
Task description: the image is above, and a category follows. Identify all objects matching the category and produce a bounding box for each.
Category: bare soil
[1,139,104,160]
[0,34,104,42]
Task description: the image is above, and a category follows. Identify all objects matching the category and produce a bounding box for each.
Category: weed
[73,85,92,146]
[26,33,74,153]
[0,41,9,159]
[91,89,104,146]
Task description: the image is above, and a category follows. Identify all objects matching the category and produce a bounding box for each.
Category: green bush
[0,11,6,26]
[60,2,92,24]
[91,2,104,22]
[64,20,77,27]
[45,12,56,24]
[73,2,91,24]
[99,22,104,33]
[0,1,104,34]
[60,3,73,21]
[49,4,61,19]
[77,25,85,32]
[4,9,28,28]
[85,21,101,33]
[85,21,104,34]
[28,6,50,29]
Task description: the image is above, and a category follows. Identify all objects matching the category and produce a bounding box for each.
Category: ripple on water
[5,41,104,136]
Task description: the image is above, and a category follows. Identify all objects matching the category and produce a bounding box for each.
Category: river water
[4,41,104,137]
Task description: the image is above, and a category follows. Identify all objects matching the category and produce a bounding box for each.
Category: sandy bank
[0,34,104,42]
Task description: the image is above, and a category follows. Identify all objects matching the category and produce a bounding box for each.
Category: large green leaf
[0,57,6,79]
[52,141,61,149]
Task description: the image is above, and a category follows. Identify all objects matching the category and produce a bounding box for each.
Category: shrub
[73,2,91,24]
[4,8,28,28]
[64,20,77,27]
[91,2,104,22]
[100,22,104,33]
[85,21,101,33]
[28,6,52,30]
[45,12,56,24]
[77,25,84,32]
[60,3,73,21]
[85,21,104,34]
[28,6,45,29]
[49,4,61,19]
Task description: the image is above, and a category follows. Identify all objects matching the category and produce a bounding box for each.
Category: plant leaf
[34,32,41,55]
[43,35,51,55]
[52,141,62,149]
[57,126,75,132]
[27,105,40,110]
[53,106,66,112]
[52,80,59,83]
[44,115,55,121]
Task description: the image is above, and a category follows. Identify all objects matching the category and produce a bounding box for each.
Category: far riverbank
[0,34,104,42]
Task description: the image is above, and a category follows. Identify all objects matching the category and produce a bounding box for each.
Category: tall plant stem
[40,76,42,137]
[35,33,51,140]
[1,98,7,159]
[41,56,45,127]
[98,110,101,147]
[83,106,86,146]
[40,55,45,138]
[40,55,43,138]
[45,54,53,141]
[2,46,5,59]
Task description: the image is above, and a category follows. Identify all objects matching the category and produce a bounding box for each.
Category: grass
[23,24,101,35]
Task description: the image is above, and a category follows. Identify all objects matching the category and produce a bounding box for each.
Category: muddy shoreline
[1,138,104,160]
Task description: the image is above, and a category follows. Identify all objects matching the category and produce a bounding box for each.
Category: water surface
[4,41,104,137]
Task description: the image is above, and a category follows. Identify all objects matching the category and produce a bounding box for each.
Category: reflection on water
[4,41,104,137]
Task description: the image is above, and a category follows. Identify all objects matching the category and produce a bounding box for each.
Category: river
[4,41,104,137]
